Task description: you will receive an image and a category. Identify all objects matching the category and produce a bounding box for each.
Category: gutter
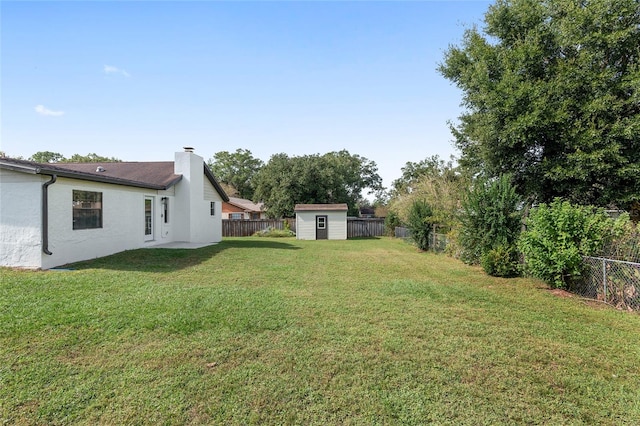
[42,174,57,255]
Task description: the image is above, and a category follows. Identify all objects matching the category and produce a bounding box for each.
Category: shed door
[316,215,328,240]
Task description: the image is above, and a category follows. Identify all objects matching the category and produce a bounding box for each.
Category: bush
[459,175,522,276]
[481,244,520,278]
[518,199,622,288]
[406,200,433,251]
[252,226,295,238]
[384,210,401,236]
[604,221,639,262]
[444,226,463,259]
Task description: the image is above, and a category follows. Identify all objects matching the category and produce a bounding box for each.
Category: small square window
[317,216,326,229]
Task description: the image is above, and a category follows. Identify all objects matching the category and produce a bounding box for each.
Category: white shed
[294,204,348,240]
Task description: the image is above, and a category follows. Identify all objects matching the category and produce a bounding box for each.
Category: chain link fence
[577,256,640,311]
[394,226,448,253]
[393,220,640,310]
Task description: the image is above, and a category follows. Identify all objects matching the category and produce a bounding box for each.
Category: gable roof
[226,197,264,212]
[294,203,349,212]
[0,157,229,201]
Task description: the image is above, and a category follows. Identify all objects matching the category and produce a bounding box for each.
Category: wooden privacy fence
[222,219,295,237]
[222,218,386,238]
[347,218,385,238]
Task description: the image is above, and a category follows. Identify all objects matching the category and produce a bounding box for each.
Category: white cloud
[104,65,131,77]
[34,105,65,117]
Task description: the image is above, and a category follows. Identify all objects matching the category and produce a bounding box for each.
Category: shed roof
[294,203,348,212]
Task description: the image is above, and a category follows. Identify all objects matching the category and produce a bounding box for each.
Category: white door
[144,197,154,241]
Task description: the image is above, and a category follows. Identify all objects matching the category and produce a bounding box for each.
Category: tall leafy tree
[391,155,456,195]
[389,156,468,228]
[63,153,121,163]
[253,150,383,218]
[207,149,264,200]
[29,151,65,163]
[439,0,640,207]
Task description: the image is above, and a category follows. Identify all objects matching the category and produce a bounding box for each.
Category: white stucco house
[0,148,229,269]
[294,204,348,240]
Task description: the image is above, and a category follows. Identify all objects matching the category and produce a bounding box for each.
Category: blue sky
[1,1,490,189]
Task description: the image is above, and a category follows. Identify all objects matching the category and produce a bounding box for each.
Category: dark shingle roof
[0,157,229,201]
[51,161,182,188]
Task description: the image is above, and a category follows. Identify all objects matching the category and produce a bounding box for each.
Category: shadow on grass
[66,238,300,273]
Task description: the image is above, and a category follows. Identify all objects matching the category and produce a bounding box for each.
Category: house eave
[204,164,229,202]
[0,161,40,174]
[37,167,173,190]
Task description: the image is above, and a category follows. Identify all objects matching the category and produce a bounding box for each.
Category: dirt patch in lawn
[548,288,574,298]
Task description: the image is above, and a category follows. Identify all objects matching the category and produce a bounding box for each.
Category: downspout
[42,174,57,255]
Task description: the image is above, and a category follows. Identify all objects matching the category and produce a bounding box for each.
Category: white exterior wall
[202,178,224,243]
[327,211,348,240]
[295,210,347,240]
[295,212,316,240]
[0,170,43,268]
[174,151,223,244]
[42,177,170,269]
[1,151,224,269]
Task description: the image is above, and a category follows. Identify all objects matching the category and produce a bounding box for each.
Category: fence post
[431,224,436,251]
[602,258,607,303]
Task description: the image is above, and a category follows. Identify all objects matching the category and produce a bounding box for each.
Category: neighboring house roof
[294,203,349,212]
[226,197,264,212]
[0,157,229,201]
[359,207,376,216]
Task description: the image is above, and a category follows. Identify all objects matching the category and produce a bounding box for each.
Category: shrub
[384,210,402,236]
[406,200,433,251]
[444,226,463,259]
[481,244,520,278]
[459,175,522,275]
[518,199,622,288]
[601,218,639,262]
[253,226,295,238]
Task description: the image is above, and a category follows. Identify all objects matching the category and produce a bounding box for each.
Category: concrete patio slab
[146,242,218,249]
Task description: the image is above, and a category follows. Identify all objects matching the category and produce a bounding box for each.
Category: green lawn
[2,237,640,425]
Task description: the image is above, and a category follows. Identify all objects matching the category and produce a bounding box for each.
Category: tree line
[208,149,384,218]
[386,0,640,289]
[17,151,123,164]
[13,148,385,219]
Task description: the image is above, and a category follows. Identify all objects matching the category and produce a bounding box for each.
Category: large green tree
[253,150,383,218]
[439,0,640,207]
[391,155,455,196]
[388,156,468,229]
[29,151,65,163]
[64,153,121,163]
[29,152,120,163]
[207,149,264,200]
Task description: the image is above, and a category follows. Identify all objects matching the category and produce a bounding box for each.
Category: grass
[1,237,640,425]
